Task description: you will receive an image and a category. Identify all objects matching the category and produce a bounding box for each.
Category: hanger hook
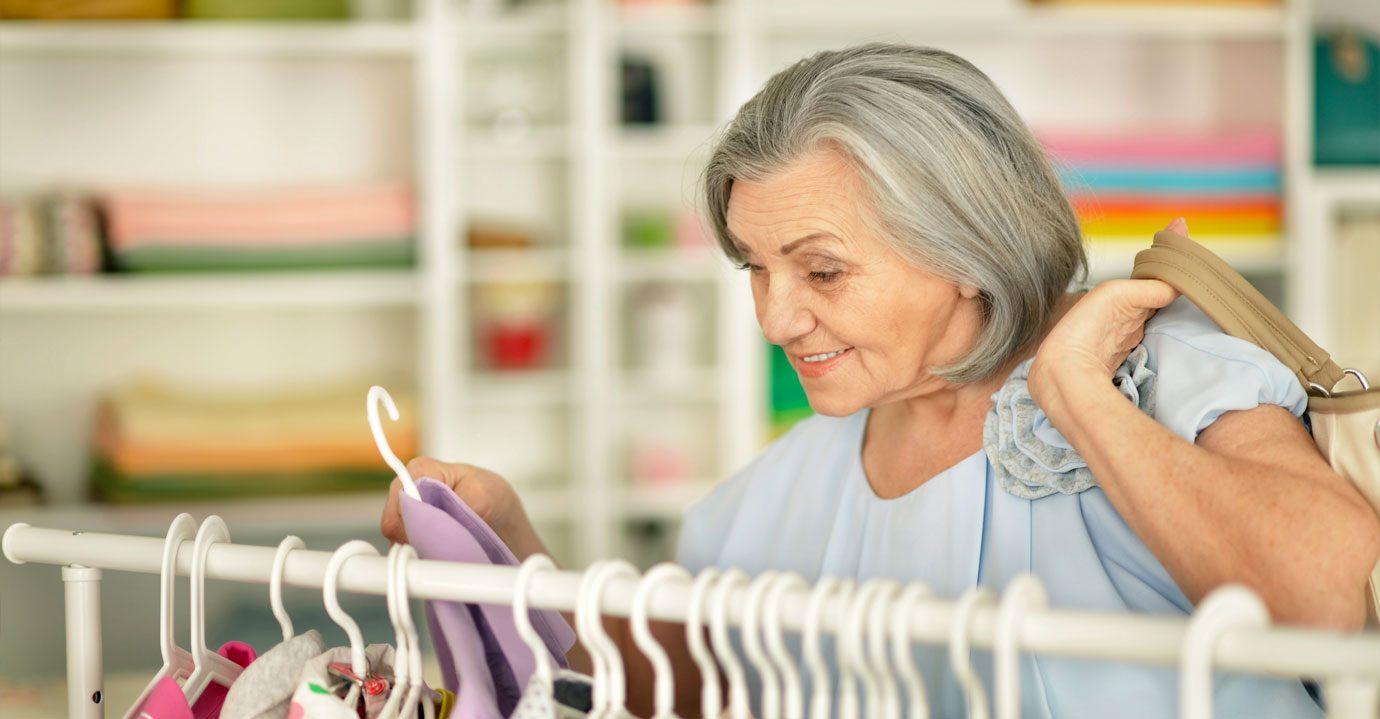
[1180,585,1270,719]
[685,568,723,719]
[804,576,843,719]
[891,583,933,719]
[631,562,692,719]
[764,573,808,719]
[515,554,559,690]
[709,569,752,719]
[369,385,419,501]
[396,544,430,719]
[950,587,996,719]
[833,580,866,719]
[271,535,304,643]
[160,514,198,668]
[325,540,381,678]
[742,571,783,719]
[579,560,639,718]
[995,575,1047,719]
[865,580,902,719]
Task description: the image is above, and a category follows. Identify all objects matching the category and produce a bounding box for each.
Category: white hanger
[123,513,198,719]
[803,577,843,719]
[864,580,902,719]
[378,544,411,719]
[994,575,1046,719]
[949,587,995,719]
[741,571,782,719]
[579,559,639,718]
[369,385,419,501]
[394,544,434,719]
[183,516,245,702]
[709,569,751,719]
[324,539,381,708]
[631,562,691,719]
[1180,585,1270,719]
[270,535,304,643]
[763,572,807,719]
[685,567,723,719]
[831,581,860,719]
[840,581,881,719]
[890,583,933,719]
[514,554,560,693]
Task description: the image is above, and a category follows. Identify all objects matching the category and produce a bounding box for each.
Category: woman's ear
[958,282,980,299]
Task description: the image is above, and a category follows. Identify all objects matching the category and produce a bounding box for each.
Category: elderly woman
[383,44,1379,717]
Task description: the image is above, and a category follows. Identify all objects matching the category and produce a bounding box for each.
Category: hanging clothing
[130,641,258,719]
[509,670,594,719]
[221,630,326,719]
[287,644,419,719]
[400,478,577,719]
[675,297,1322,719]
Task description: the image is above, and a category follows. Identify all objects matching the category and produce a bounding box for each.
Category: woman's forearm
[1040,374,1378,628]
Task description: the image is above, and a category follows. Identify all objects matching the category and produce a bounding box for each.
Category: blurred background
[0,0,1376,713]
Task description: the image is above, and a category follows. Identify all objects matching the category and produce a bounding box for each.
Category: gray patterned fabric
[985,345,1157,500]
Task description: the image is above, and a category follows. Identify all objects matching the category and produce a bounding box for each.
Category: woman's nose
[756,282,815,347]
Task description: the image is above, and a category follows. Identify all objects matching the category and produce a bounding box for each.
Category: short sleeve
[1141,297,1308,442]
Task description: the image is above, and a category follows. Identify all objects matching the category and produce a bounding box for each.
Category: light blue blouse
[675,298,1321,718]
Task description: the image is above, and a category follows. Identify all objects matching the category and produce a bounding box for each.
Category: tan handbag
[1131,229,1380,624]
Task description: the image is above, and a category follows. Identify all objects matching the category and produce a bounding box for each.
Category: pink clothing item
[1038,130,1281,167]
[131,641,257,719]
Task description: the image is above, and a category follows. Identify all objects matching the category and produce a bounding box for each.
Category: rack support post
[62,563,103,719]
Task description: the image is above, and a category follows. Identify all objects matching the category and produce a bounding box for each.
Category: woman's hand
[380,457,529,548]
[1027,218,1184,420]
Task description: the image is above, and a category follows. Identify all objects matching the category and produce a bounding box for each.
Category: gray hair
[703,43,1087,384]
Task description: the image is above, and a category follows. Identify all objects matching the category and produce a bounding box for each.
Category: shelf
[0,21,418,57]
[614,481,714,520]
[1311,169,1380,209]
[615,124,719,162]
[466,247,570,284]
[0,271,420,313]
[612,4,717,36]
[1085,237,1284,279]
[620,368,722,405]
[619,248,727,282]
[761,4,1288,39]
[466,369,573,408]
[459,4,568,44]
[462,127,571,161]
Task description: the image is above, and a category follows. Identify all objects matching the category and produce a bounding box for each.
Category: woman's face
[727,146,981,416]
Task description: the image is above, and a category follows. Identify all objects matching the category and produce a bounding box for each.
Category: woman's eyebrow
[780,232,839,255]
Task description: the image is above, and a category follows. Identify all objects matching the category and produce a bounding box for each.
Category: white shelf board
[466,247,571,283]
[1311,168,1380,209]
[614,481,715,520]
[762,4,1287,39]
[619,249,728,282]
[0,21,418,57]
[1085,236,1284,280]
[620,368,723,405]
[0,270,419,313]
[615,124,719,162]
[462,127,571,161]
[611,3,717,35]
[467,369,573,408]
[459,4,568,43]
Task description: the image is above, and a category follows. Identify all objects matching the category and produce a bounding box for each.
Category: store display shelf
[611,3,717,35]
[619,369,723,405]
[0,270,420,313]
[761,4,1287,39]
[614,481,715,520]
[466,247,570,283]
[462,126,571,161]
[466,369,573,408]
[0,20,417,57]
[1085,236,1284,280]
[619,248,728,282]
[460,4,568,43]
[1311,168,1380,208]
[615,123,720,162]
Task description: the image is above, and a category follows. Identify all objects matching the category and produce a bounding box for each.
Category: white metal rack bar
[6,523,1379,719]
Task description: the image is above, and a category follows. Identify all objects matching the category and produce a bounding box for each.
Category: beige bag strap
[1130,230,1347,393]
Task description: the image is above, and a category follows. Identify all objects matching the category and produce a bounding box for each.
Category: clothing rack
[5,522,1380,719]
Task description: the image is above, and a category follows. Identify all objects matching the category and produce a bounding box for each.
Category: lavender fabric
[401,477,577,719]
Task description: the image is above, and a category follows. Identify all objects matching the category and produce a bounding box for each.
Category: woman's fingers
[380,476,410,544]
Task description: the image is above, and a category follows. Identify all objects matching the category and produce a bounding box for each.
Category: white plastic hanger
[763,572,807,719]
[378,544,411,719]
[994,575,1046,719]
[1180,585,1270,719]
[394,544,434,719]
[579,559,638,718]
[123,513,198,719]
[949,587,995,719]
[741,571,782,719]
[183,516,245,703]
[514,553,560,694]
[890,583,933,719]
[831,581,860,719]
[803,577,843,719]
[685,568,723,719]
[864,580,901,719]
[841,581,881,719]
[630,562,691,719]
[324,539,381,708]
[709,569,751,719]
[369,385,419,501]
[270,535,304,643]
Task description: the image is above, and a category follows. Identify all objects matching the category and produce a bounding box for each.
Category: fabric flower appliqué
[984,344,1157,499]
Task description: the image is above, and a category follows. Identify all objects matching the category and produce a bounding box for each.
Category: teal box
[1314,31,1380,166]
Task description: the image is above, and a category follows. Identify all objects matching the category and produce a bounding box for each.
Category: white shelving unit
[0,0,1358,570]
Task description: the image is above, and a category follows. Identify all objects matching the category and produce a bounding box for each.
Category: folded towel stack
[101,182,417,273]
[1042,130,1283,248]
[0,193,104,277]
[91,379,418,503]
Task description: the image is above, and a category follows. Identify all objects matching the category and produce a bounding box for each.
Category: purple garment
[401,477,576,719]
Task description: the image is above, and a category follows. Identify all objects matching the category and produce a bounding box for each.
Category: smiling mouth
[800,349,849,363]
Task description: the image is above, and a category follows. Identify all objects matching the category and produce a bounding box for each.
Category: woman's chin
[804,391,867,418]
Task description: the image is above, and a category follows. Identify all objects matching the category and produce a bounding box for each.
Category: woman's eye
[736,262,765,273]
[807,270,841,283]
